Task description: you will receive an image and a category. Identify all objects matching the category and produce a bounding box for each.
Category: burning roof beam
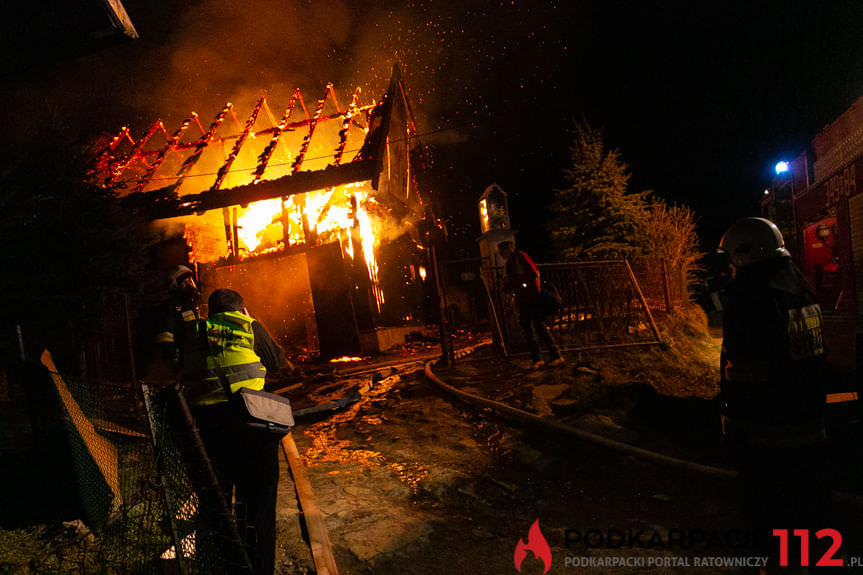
[125,159,377,220]
[212,97,265,191]
[334,88,361,166]
[170,104,233,194]
[253,89,302,185]
[133,115,194,194]
[104,119,166,187]
[291,83,333,174]
[92,126,133,177]
[101,67,418,226]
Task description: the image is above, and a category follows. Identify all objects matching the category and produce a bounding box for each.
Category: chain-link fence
[142,385,253,575]
[0,351,252,574]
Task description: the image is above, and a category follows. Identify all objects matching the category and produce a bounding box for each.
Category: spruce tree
[549,122,646,260]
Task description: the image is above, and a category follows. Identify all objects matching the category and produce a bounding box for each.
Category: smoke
[140,0,466,141]
[155,0,355,118]
[0,0,526,162]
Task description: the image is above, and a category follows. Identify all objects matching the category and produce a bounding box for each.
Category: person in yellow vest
[185,288,286,575]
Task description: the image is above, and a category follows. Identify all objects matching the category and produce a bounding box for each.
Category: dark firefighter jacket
[720,257,826,449]
[154,293,198,369]
[182,310,286,406]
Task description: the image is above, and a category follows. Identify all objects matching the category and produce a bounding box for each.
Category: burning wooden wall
[93,67,427,357]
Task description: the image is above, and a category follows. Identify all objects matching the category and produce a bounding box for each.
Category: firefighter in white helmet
[717,217,829,557]
[155,264,200,370]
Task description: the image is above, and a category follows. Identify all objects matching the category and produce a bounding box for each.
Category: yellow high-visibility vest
[183,310,266,406]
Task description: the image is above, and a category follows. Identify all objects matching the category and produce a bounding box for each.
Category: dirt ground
[3,311,859,574]
[274,313,732,574]
[274,310,863,574]
[275,367,743,575]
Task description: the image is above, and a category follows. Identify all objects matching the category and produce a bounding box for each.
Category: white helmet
[718,217,790,268]
[168,265,195,289]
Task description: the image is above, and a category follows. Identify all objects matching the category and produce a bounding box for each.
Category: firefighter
[497,241,563,368]
[184,288,287,575]
[154,264,201,371]
[717,217,829,558]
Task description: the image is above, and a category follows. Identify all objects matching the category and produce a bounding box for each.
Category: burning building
[92,67,430,358]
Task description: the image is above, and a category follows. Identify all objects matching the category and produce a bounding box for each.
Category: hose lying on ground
[425,358,738,479]
[425,357,863,514]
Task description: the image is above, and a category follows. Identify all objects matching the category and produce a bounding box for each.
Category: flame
[228,182,384,308]
[236,198,282,252]
[329,356,364,363]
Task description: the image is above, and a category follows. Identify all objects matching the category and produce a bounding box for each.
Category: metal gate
[443,258,662,356]
[536,260,661,352]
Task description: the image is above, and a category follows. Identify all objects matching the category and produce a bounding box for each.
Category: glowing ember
[329,356,364,363]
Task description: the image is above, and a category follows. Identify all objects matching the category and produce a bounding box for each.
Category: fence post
[662,259,673,313]
[624,259,663,343]
[430,245,453,366]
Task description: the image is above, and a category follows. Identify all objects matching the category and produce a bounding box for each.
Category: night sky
[3,0,863,259]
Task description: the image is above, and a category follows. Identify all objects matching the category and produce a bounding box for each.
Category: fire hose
[424,356,863,514]
[425,356,738,479]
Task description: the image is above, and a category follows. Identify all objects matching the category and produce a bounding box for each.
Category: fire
[329,356,364,363]
[230,182,384,308]
[236,198,282,252]
[96,83,401,311]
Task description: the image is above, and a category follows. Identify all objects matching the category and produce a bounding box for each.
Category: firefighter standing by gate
[717,218,829,560]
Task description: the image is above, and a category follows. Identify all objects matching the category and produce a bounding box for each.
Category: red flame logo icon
[514,519,552,573]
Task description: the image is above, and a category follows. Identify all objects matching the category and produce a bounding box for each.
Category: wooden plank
[102,0,139,38]
[281,433,340,575]
[826,392,858,404]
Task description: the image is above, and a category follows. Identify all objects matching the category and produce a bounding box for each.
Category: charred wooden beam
[102,0,139,39]
[126,159,377,220]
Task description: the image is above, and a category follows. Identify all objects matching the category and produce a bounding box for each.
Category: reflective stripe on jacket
[184,310,267,406]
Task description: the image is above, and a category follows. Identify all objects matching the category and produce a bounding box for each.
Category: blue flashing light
[775,161,790,175]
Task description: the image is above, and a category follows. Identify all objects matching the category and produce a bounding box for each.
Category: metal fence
[629,259,690,313]
[536,260,661,351]
[142,385,252,575]
[441,258,669,356]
